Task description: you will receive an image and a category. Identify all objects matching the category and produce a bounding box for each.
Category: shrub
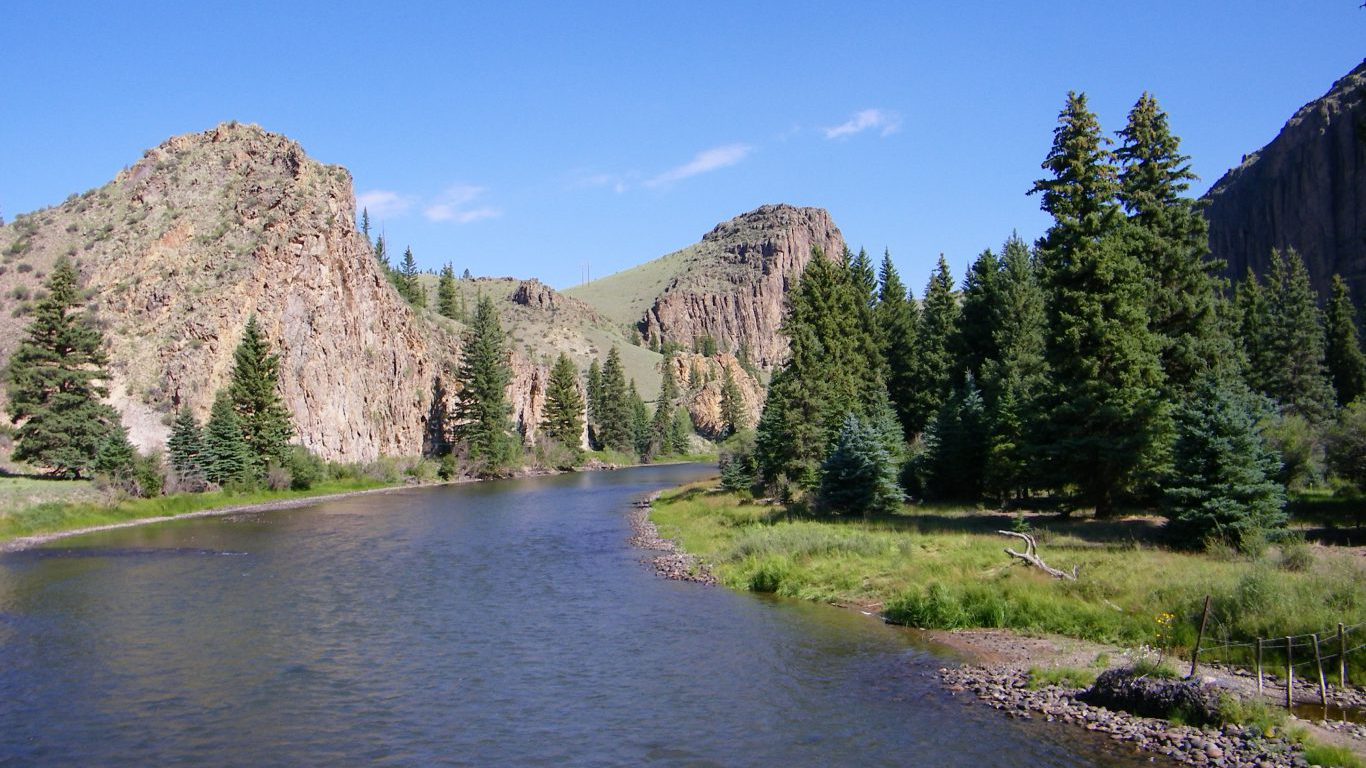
[1324,400,1366,492]
[265,463,293,492]
[1262,411,1324,490]
[284,446,325,490]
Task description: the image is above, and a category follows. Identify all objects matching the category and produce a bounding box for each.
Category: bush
[285,446,325,490]
[1262,411,1324,490]
[265,463,293,491]
[1325,400,1366,492]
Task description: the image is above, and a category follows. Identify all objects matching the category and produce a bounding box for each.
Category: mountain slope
[1205,59,1366,300]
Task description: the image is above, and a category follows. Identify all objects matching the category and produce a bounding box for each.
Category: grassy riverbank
[651,483,1366,662]
[0,477,398,546]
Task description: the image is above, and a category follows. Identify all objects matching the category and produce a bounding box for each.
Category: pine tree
[5,256,122,477]
[1325,274,1366,406]
[876,251,920,440]
[374,234,388,269]
[650,353,680,455]
[1235,268,1276,395]
[924,375,989,500]
[1032,93,1167,515]
[360,208,371,241]
[93,425,137,485]
[540,353,585,451]
[202,389,249,486]
[628,380,652,459]
[453,295,518,468]
[719,365,746,438]
[955,248,1001,385]
[437,263,459,320]
[1164,376,1286,550]
[818,414,902,519]
[980,234,1048,500]
[904,256,959,435]
[398,247,425,308]
[849,247,878,312]
[586,358,604,449]
[1116,92,1227,393]
[668,407,693,455]
[596,347,633,453]
[167,407,206,488]
[228,316,293,475]
[1258,249,1336,422]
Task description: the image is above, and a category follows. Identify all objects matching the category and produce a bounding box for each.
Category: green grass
[0,477,391,544]
[1026,665,1098,690]
[0,474,100,511]
[651,485,1366,661]
[1300,741,1365,768]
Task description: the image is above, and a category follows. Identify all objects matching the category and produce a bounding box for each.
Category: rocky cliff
[567,204,845,371]
[0,123,460,461]
[1205,59,1366,300]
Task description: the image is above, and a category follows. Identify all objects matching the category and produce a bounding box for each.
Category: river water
[0,464,1153,766]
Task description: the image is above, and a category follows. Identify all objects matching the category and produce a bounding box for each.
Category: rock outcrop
[1205,59,1366,301]
[638,205,845,370]
[672,353,764,439]
[0,124,466,461]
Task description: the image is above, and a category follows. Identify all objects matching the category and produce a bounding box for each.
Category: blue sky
[2,2,1363,291]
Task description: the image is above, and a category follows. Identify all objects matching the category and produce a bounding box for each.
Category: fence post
[1340,623,1348,688]
[1286,636,1294,709]
[1313,634,1328,706]
[1190,595,1212,679]
[1256,638,1264,696]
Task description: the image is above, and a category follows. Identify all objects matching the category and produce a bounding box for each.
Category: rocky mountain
[567,204,845,369]
[1205,59,1366,301]
[0,123,775,463]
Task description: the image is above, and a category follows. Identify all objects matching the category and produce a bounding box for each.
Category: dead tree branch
[997,530,1079,580]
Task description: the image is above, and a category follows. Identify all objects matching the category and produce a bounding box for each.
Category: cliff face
[0,124,458,461]
[1205,59,1366,300]
[639,205,845,369]
[671,352,765,439]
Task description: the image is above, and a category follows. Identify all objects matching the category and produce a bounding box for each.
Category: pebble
[626,495,717,586]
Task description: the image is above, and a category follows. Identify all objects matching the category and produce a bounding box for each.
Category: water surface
[0,465,1153,766]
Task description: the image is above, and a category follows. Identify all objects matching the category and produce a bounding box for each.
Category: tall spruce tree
[5,257,122,477]
[374,234,388,269]
[904,256,958,436]
[228,316,293,475]
[167,407,206,488]
[453,295,517,467]
[202,389,249,486]
[360,208,371,241]
[876,251,920,440]
[924,375,989,500]
[437,263,459,320]
[398,247,425,308]
[1258,249,1336,422]
[1235,268,1276,395]
[1031,92,1167,516]
[1325,274,1366,406]
[719,365,746,438]
[586,358,604,449]
[1116,92,1227,393]
[628,380,652,459]
[596,347,633,453]
[668,407,693,455]
[540,352,585,451]
[955,248,1002,385]
[650,353,680,455]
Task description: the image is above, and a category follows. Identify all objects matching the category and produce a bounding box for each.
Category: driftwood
[997,530,1079,580]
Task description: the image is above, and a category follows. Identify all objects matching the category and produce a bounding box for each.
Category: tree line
[734,91,1366,550]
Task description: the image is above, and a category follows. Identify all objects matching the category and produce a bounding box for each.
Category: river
[0,464,1154,766]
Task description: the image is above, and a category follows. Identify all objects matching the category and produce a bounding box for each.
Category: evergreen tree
[360,208,371,241]
[1164,376,1286,549]
[1258,249,1336,422]
[540,352,585,452]
[453,295,518,467]
[755,251,884,487]
[849,247,878,312]
[1325,274,1366,406]
[876,251,921,440]
[586,358,604,449]
[437,263,459,320]
[398,247,425,307]
[719,365,746,438]
[924,375,989,500]
[167,407,206,488]
[904,255,959,435]
[628,380,652,459]
[955,248,1001,384]
[980,234,1048,500]
[93,425,137,485]
[1032,93,1167,515]
[596,347,633,453]
[1116,92,1227,393]
[1235,268,1276,395]
[668,407,693,455]
[5,256,122,477]
[650,353,680,454]
[202,389,249,486]
[228,316,293,475]
[1325,400,1366,492]
[374,234,388,269]
[818,414,902,519]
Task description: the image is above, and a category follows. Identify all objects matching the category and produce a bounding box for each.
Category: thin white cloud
[356,189,415,218]
[423,185,502,224]
[823,109,902,140]
[646,143,753,187]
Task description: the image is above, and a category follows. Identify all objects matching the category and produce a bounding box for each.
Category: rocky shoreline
[627,493,716,585]
[941,665,1325,768]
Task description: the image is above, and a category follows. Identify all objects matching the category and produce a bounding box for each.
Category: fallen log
[997,530,1079,580]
